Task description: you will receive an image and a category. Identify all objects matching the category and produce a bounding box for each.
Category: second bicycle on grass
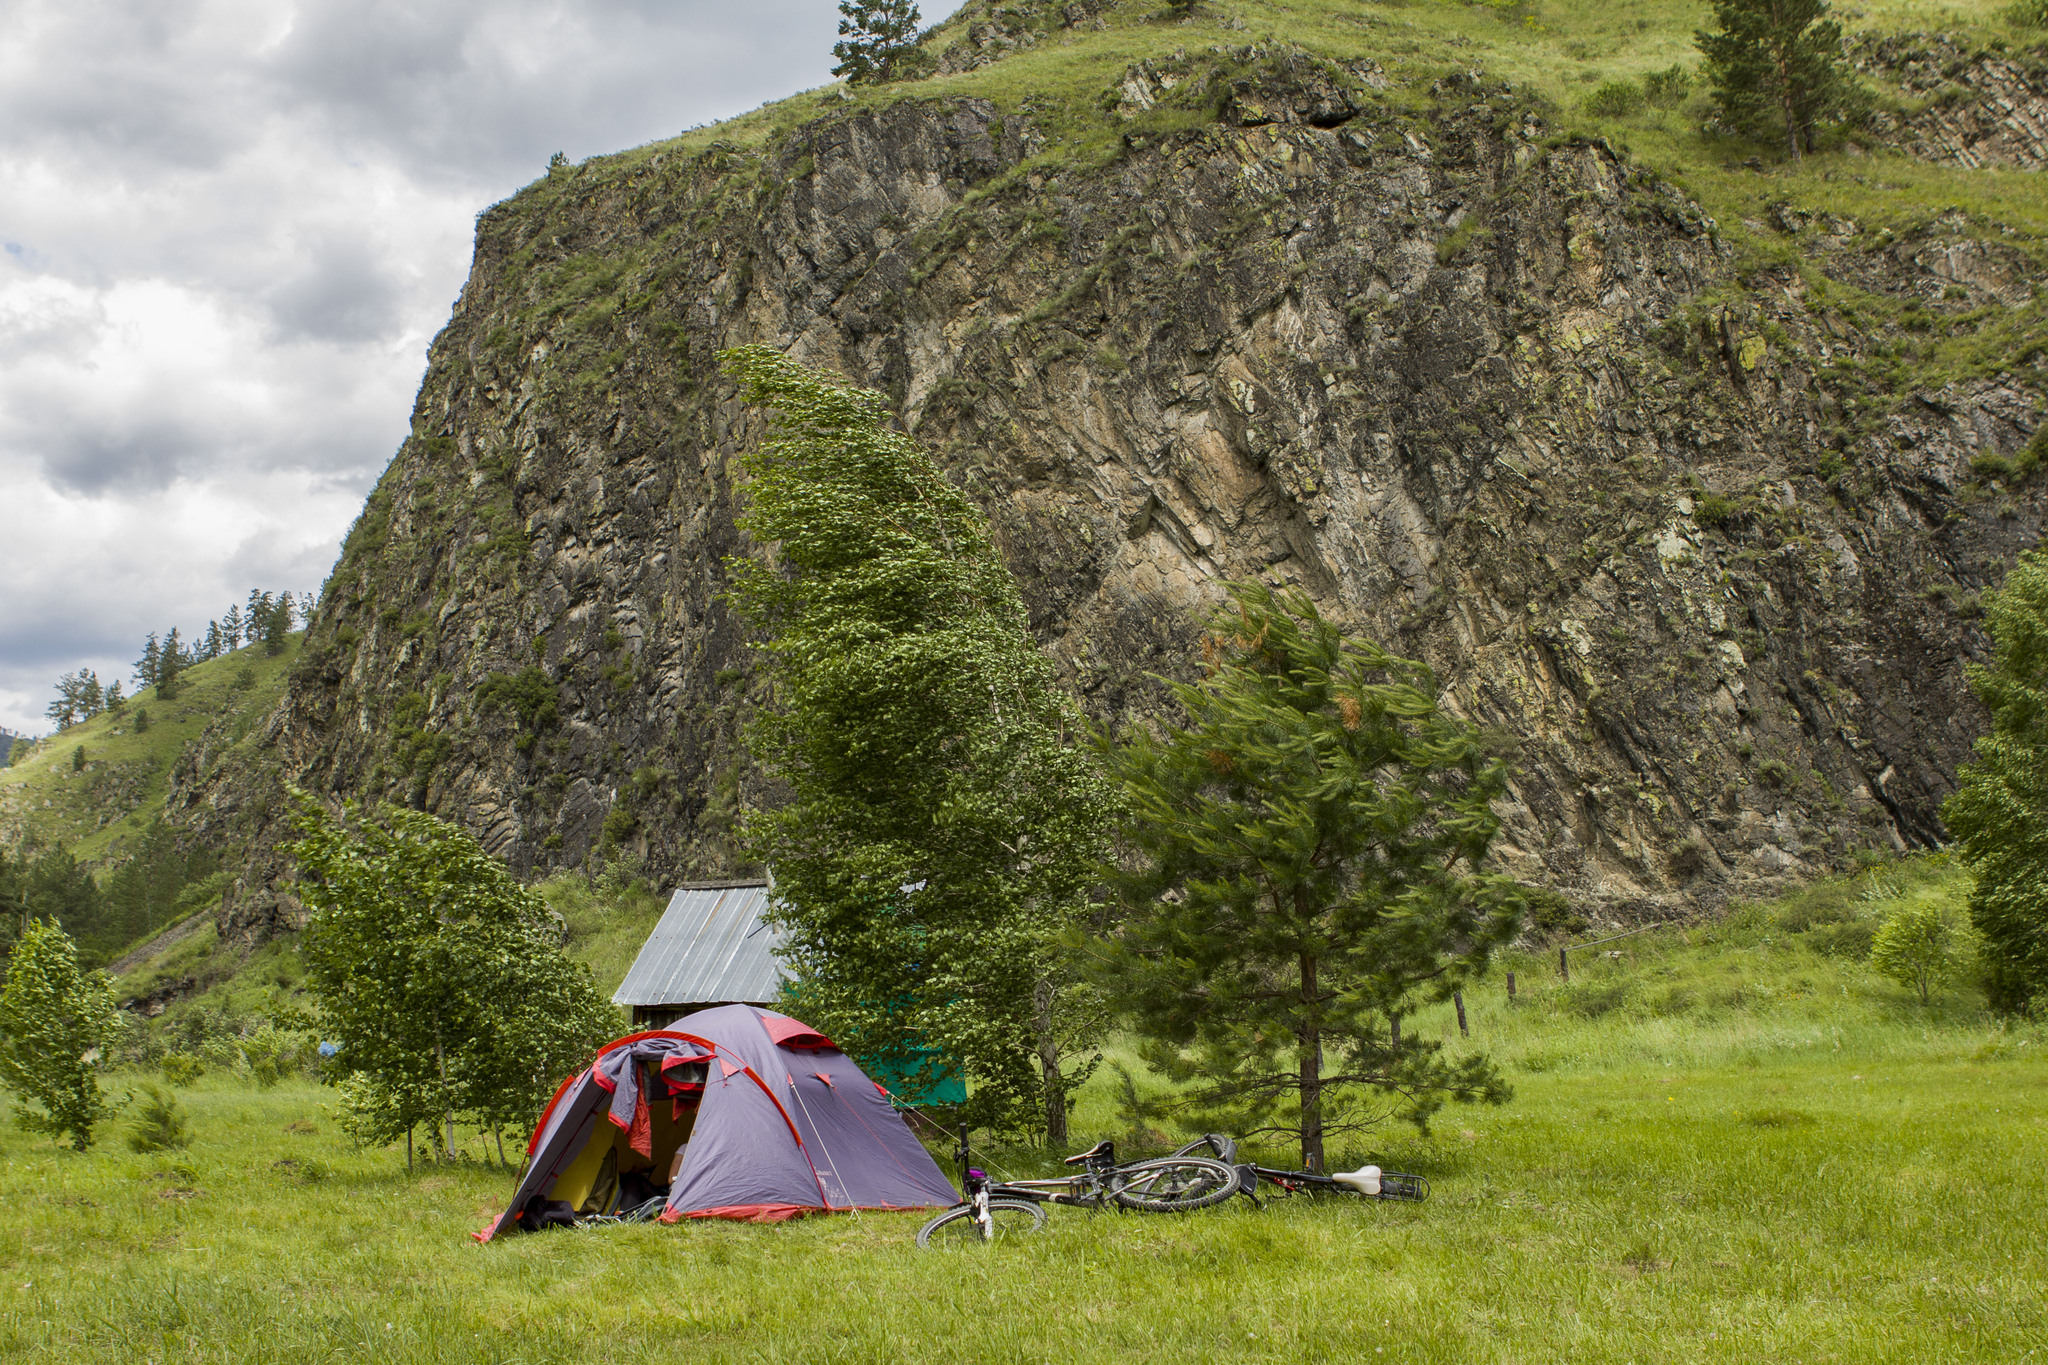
[915,1131,1239,1248]
[1169,1134,1430,1208]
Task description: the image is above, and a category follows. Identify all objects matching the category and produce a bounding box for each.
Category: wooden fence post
[1558,946,1570,983]
[1506,971,1516,1001]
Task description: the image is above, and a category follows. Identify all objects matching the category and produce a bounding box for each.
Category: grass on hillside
[595,0,2040,248]
[0,639,303,867]
[9,856,2044,1363]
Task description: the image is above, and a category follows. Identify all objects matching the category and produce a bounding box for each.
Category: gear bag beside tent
[478,1005,958,1240]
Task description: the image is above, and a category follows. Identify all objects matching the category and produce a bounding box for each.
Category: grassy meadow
[5,857,2043,1363]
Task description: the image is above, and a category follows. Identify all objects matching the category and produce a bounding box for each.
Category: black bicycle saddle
[1062,1139,1116,1166]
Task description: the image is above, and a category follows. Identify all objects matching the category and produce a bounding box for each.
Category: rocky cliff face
[169,39,2047,942]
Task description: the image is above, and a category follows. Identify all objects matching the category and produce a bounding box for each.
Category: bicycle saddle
[1328,1165,1382,1197]
[1062,1139,1116,1166]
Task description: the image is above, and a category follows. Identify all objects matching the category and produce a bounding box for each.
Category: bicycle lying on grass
[915,1131,1239,1248]
[1169,1134,1429,1208]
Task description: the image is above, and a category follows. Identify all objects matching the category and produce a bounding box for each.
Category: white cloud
[0,0,967,733]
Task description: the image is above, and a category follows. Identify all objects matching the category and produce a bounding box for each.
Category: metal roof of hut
[612,880,785,1023]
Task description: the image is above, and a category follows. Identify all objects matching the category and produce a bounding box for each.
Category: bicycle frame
[1170,1134,1429,1206]
[953,1126,1129,1211]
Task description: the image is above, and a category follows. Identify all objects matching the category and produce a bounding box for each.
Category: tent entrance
[548,1065,701,1215]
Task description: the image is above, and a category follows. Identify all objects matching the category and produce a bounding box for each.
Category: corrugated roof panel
[612,882,787,1007]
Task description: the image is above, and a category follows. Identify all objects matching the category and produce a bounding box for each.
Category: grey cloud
[264,234,406,343]
[26,416,209,496]
[0,0,966,730]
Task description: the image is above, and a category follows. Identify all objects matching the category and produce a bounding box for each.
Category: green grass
[0,639,302,866]
[11,857,2045,1362]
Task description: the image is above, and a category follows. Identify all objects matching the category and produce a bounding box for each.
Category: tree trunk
[495,1127,507,1168]
[435,1027,454,1159]
[1775,31,1802,163]
[1032,977,1069,1146]
[406,1126,414,1174]
[1298,949,1324,1173]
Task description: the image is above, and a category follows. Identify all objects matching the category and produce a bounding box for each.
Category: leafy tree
[287,795,617,1162]
[1944,549,2048,1013]
[720,344,1115,1141]
[833,0,922,85]
[1091,583,1526,1170]
[1868,903,1958,1005]
[1696,0,1860,161]
[0,919,121,1150]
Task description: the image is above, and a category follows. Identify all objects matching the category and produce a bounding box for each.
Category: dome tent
[478,1005,958,1240]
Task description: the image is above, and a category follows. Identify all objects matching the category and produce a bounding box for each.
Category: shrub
[1525,887,1588,937]
[1695,492,1740,529]
[126,1084,194,1153]
[1585,79,1645,117]
[1643,63,1694,108]
[160,1053,205,1086]
[2007,0,2048,28]
[1808,920,1875,959]
[1869,904,1957,1004]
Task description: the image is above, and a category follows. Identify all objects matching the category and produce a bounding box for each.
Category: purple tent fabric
[480,1006,958,1241]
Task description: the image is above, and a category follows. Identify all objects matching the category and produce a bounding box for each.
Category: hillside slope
[172,0,2047,942]
[1,639,302,866]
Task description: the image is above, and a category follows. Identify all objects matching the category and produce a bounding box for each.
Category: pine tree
[0,919,121,1150]
[202,621,222,660]
[136,633,161,691]
[833,0,923,85]
[224,604,243,651]
[261,597,289,655]
[1696,0,1860,161]
[156,628,184,701]
[104,681,124,717]
[44,683,77,732]
[1091,583,1526,1170]
[1943,549,2048,1013]
[720,344,1115,1140]
[78,671,101,717]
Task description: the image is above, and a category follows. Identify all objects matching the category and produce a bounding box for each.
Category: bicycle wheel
[915,1199,1047,1249]
[1111,1157,1239,1212]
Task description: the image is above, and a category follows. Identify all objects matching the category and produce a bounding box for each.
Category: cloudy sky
[0,0,964,736]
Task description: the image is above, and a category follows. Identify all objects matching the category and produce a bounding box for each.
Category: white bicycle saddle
[1328,1165,1382,1196]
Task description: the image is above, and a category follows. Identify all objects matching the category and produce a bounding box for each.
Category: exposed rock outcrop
[166,48,2046,943]
[1858,33,2048,170]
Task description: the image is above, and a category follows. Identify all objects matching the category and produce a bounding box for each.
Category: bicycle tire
[1111,1157,1240,1212]
[915,1199,1047,1249]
